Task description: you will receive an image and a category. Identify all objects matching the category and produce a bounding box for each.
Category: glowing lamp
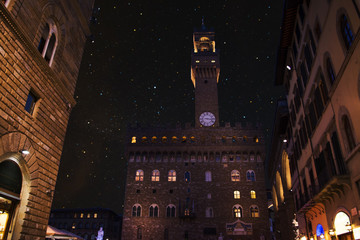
[320,234,325,239]
[329,229,335,236]
[20,150,30,155]
[300,235,307,240]
[286,65,292,70]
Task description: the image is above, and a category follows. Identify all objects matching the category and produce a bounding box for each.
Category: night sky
[52,0,285,214]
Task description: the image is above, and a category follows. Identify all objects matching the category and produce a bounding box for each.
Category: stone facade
[0,0,93,239]
[273,0,360,240]
[122,26,270,240]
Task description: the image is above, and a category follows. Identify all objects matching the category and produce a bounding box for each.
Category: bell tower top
[191,23,220,128]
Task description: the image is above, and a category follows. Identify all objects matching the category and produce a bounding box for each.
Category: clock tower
[191,23,220,127]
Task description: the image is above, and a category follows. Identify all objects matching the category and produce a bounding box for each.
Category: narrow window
[343,115,356,151]
[25,90,38,115]
[206,207,213,218]
[151,170,160,181]
[246,170,256,181]
[38,24,50,54]
[234,190,240,199]
[340,14,354,50]
[231,170,240,182]
[135,170,144,181]
[166,205,176,217]
[132,204,141,217]
[45,34,56,62]
[168,170,176,182]
[250,190,256,199]
[137,227,142,239]
[149,204,159,217]
[205,171,212,182]
[326,57,336,85]
[185,171,191,182]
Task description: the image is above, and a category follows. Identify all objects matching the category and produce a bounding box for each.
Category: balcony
[296,174,350,213]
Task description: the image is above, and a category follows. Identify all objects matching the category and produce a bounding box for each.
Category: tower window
[246,170,256,181]
[132,204,141,217]
[166,204,176,217]
[131,136,136,143]
[38,23,58,65]
[185,171,191,182]
[149,204,159,217]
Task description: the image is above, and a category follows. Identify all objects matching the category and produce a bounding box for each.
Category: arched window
[166,204,176,217]
[250,205,259,217]
[137,226,142,239]
[234,190,240,199]
[340,14,354,50]
[168,170,176,181]
[151,170,160,181]
[132,204,141,217]
[343,115,356,151]
[250,190,256,199]
[185,171,191,182]
[233,205,242,218]
[205,171,212,182]
[149,204,159,217]
[206,207,214,218]
[246,170,256,181]
[326,57,336,85]
[231,170,240,181]
[38,23,58,65]
[135,169,144,181]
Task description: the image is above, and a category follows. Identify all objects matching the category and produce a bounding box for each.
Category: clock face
[199,112,216,126]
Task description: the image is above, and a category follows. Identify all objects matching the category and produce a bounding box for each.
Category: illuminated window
[190,136,195,142]
[182,136,187,143]
[171,136,178,142]
[80,213,84,218]
[168,170,176,181]
[132,204,141,217]
[135,169,144,181]
[166,204,176,217]
[232,136,237,142]
[152,170,160,181]
[233,205,242,218]
[231,170,240,181]
[211,60,216,63]
[87,213,90,218]
[149,204,159,217]
[185,171,191,182]
[25,90,39,115]
[206,207,214,218]
[234,190,240,199]
[205,171,212,182]
[151,136,157,143]
[250,190,256,199]
[243,136,248,142]
[162,136,167,142]
[250,205,259,217]
[131,136,136,143]
[246,170,256,181]
[254,136,259,143]
[141,136,148,143]
[72,223,76,229]
[74,213,77,218]
[195,60,200,63]
[94,213,98,218]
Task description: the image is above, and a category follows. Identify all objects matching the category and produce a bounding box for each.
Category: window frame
[168,170,176,182]
[151,169,160,182]
[231,170,240,182]
[135,169,144,181]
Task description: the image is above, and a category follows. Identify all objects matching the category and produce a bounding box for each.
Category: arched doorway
[334,211,354,240]
[0,160,22,239]
[316,224,325,239]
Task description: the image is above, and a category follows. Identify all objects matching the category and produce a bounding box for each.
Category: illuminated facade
[0,0,94,239]
[273,0,360,240]
[122,25,270,240]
